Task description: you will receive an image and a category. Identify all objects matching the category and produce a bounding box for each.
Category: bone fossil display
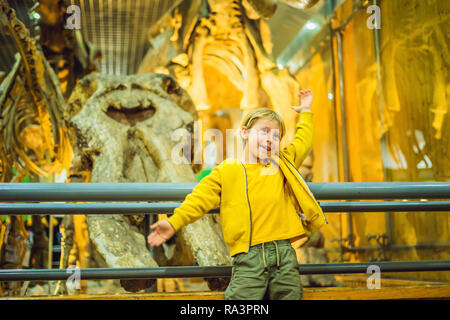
[0,0,74,296]
[62,73,231,292]
[0,0,101,295]
[0,0,73,182]
[139,0,321,145]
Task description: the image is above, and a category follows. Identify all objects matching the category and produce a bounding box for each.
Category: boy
[147,89,327,299]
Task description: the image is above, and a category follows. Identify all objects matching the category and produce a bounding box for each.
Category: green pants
[224,240,302,300]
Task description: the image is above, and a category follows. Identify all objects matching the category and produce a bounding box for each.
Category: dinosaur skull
[66,73,198,184]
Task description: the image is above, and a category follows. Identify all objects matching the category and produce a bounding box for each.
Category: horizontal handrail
[1,260,449,281]
[0,182,448,285]
[1,182,449,202]
[0,201,449,215]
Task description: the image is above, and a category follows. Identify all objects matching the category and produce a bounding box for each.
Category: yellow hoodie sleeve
[167,165,222,231]
[281,111,314,168]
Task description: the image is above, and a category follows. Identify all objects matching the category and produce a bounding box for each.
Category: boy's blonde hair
[241,108,286,139]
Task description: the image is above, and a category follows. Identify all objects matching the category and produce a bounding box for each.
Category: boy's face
[241,117,281,162]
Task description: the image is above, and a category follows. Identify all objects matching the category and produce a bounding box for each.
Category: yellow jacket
[168,112,327,256]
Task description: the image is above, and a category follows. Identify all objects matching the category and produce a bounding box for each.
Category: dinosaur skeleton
[0,0,99,295]
[0,0,72,182]
[139,0,319,145]
[0,2,72,295]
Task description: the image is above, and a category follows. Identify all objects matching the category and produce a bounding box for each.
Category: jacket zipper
[241,163,253,252]
[283,155,328,225]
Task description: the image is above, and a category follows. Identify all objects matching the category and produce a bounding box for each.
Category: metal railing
[1,182,450,201]
[2,261,450,281]
[1,182,450,282]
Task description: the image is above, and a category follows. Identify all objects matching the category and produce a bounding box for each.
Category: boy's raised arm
[282,89,314,168]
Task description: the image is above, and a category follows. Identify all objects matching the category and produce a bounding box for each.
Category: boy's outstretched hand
[147,220,175,247]
[292,89,313,113]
